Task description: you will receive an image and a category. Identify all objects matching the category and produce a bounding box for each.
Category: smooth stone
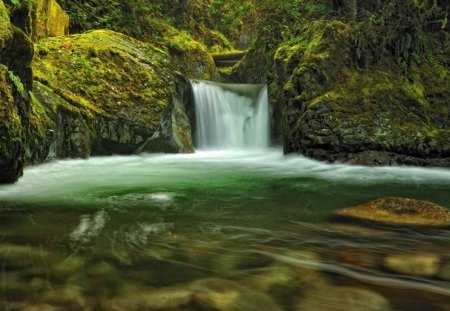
[190,278,282,311]
[383,253,441,278]
[331,197,450,228]
[296,285,392,311]
[104,287,193,311]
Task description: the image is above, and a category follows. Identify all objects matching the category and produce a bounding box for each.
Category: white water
[191,80,270,149]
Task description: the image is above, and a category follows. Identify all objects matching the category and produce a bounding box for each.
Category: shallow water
[0,149,449,310]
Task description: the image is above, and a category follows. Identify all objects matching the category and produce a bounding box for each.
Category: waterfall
[191,80,270,150]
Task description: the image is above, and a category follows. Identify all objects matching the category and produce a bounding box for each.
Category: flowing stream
[0,82,449,310]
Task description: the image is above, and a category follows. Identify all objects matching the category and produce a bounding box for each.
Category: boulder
[269,18,450,167]
[30,29,193,162]
[331,197,450,228]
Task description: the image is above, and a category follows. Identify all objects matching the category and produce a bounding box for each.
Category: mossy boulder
[0,0,34,183]
[165,28,219,80]
[272,19,450,166]
[30,29,193,162]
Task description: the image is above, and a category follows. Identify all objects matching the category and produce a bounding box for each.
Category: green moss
[33,29,175,128]
[163,27,218,80]
[0,0,13,48]
[29,90,53,136]
[0,65,23,155]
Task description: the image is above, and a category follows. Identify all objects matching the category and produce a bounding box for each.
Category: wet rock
[331,197,450,228]
[383,253,441,278]
[190,278,282,311]
[104,287,193,311]
[296,285,392,311]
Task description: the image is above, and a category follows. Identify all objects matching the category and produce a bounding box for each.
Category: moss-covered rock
[276,20,450,166]
[0,0,34,183]
[230,2,450,166]
[30,29,193,161]
[165,28,219,80]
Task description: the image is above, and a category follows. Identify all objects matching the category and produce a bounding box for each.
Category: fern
[8,71,26,98]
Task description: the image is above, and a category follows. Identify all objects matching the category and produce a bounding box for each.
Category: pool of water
[0,149,449,310]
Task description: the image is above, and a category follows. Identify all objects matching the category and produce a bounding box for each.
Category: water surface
[0,149,449,310]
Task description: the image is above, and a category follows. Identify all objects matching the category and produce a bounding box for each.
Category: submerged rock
[295,285,392,311]
[30,29,193,163]
[383,253,441,278]
[104,287,193,311]
[190,278,282,311]
[42,286,87,311]
[331,197,450,228]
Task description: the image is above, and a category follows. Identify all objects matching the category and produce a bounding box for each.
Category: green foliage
[209,0,255,44]
[252,0,331,49]
[10,0,21,6]
[8,71,26,98]
[58,0,165,38]
[344,0,449,69]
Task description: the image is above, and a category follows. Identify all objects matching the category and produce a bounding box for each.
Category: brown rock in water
[295,285,392,311]
[383,253,441,278]
[190,278,283,311]
[104,287,193,311]
[331,197,450,228]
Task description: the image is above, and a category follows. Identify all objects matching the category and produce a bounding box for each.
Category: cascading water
[191,80,270,150]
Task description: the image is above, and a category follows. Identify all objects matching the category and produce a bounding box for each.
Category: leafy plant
[8,71,26,98]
